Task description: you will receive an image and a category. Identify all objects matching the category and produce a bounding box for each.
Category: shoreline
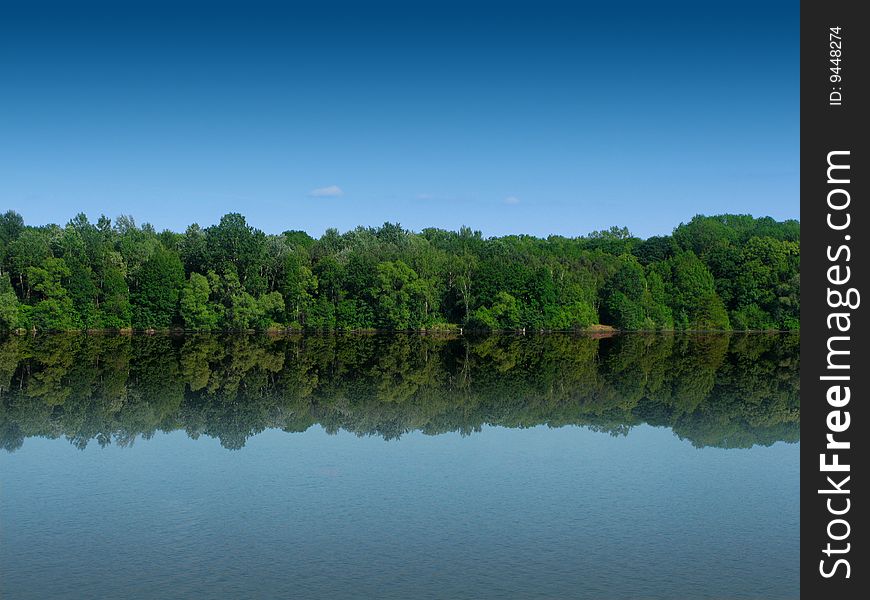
[2,326,799,336]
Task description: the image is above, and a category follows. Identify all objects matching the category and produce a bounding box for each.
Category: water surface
[1,333,799,599]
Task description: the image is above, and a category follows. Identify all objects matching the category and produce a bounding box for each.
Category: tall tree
[131,249,184,329]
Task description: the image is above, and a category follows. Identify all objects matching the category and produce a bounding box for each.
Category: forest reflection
[0,332,799,452]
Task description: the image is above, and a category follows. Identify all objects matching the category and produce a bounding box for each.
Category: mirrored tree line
[0,211,799,332]
[0,332,799,451]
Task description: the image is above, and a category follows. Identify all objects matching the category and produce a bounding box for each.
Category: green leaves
[667,252,731,331]
[0,210,800,332]
[131,249,184,329]
[180,272,219,330]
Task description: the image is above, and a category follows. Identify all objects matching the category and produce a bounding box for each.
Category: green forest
[0,332,799,452]
[0,210,799,332]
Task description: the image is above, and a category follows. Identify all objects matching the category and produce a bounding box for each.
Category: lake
[0,333,799,599]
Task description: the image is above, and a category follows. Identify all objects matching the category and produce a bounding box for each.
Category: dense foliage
[0,332,799,451]
[0,211,799,331]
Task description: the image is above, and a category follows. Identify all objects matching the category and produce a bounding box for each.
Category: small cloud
[416,193,434,200]
[309,185,344,198]
[503,195,520,205]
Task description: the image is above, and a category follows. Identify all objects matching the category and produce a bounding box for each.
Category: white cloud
[503,195,520,205]
[308,185,344,198]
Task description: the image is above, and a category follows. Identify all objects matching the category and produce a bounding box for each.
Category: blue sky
[1,0,798,238]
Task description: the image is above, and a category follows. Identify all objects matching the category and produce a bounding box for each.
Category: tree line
[0,210,799,332]
[0,332,799,451]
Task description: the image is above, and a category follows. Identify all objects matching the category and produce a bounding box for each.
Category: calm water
[1,333,799,599]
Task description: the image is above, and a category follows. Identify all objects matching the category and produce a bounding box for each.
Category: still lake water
[1,333,799,599]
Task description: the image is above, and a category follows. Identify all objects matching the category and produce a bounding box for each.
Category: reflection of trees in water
[0,332,799,452]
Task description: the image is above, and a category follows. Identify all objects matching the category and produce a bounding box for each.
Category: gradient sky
[1,0,798,238]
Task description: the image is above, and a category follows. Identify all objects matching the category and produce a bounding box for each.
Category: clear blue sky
[1,0,798,238]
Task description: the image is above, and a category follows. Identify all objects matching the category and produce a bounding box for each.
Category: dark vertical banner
[801,0,868,596]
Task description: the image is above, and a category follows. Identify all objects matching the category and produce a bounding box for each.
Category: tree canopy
[0,210,800,332]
